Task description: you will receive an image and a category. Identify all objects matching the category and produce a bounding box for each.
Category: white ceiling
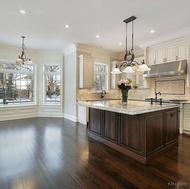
[1,0,190,52]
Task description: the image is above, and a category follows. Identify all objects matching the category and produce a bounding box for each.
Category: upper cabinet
[78,54,94,88]
[147,49,156,65]
[175,43,188,60]
[146,41,188,65]
[110,61,121,89]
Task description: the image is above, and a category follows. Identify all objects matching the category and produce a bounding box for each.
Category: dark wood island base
[88,107,179,164]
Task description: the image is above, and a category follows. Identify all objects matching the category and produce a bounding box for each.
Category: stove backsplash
[142,75,189,100]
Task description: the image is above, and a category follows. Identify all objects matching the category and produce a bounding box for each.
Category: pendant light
[122,16,136,73]
[111,16,150,74]
[16,36,32,65]
[137,60,151,71]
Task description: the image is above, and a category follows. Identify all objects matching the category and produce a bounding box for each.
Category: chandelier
[16,36,32,64]
[111,16,150,74]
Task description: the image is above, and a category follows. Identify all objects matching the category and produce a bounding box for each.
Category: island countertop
[76,100,180,115]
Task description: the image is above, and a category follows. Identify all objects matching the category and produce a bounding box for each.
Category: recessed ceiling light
[96,35,100,38]
[20,10,26,14]
[150,30,155,33]
[65,25,69,28]
[118,42,122,45]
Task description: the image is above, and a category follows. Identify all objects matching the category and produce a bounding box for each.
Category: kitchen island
[77,100,180,164]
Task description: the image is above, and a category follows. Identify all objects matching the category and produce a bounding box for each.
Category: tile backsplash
[77,76,190,101]
[145,76,189,100]
[155,79,185,95]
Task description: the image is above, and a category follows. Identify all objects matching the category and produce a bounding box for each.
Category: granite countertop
[77,98,120,101]
[76,100,180,115]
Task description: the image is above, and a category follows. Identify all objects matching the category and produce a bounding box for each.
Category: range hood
[143,60,187,78]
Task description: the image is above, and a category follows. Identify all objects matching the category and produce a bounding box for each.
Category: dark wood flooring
[0,117,190,189]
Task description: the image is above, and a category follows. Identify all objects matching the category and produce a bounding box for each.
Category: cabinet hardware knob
[170,113,174,117]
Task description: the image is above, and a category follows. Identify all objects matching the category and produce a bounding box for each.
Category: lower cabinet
[146,111,164,156]
[165,108,179,145]
[119,114,145,156]
[88,107,179,164]
[103,111,118,143]
[183,104,190,134]
[89,108,103,136]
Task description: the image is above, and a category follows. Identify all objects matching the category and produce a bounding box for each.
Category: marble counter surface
[76,100,180,115]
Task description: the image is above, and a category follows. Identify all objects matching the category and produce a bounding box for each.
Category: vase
[121,89,128,103]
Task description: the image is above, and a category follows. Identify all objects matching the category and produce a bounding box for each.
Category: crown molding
[63,43,77,56]
[139,26,190,48]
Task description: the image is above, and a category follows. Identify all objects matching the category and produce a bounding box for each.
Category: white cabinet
[146,41,188,65]
[147,45,175,65]
[175,43,188,60]
[134,57,145,87]
[155,48,166,63]
[77,104,89,125]
[78,54,94,88]
[110,61,121,89]
[183,104,190,134]
[147,50,156,65]
[165,45,175,62]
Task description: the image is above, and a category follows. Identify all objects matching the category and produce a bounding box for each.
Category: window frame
[0,60,36,106]
[43,64,61,105]
[93,62,108,93]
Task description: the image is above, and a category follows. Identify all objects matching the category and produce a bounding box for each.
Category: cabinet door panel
[156,48,165,63]
[103,111,117,143]
[110,61,121,89]
[119,114,145,155]
[79,55,93,88]
[89,108,103,136]
[166,46,175,62]
[176,43,187,60]
[165,109,179,145]
[146,112,164,155]
[147,50,155,65]
[184,118,190,131]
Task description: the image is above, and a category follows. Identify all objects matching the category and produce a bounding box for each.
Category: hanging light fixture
[111,16,150,74]
[16,36,32,64]
[137,60,150,71]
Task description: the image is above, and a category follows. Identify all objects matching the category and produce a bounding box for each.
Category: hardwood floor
[0,117,189,189]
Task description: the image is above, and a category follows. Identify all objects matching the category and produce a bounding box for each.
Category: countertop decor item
[118,78,132,103]
[133,84,138,89]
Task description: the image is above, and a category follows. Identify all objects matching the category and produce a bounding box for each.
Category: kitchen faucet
[155,91,161,102]
[101,90,106,99]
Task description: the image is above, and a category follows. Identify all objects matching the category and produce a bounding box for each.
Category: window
[93,62,108,92]
[44,65,60,104]
[0,61,35,105]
